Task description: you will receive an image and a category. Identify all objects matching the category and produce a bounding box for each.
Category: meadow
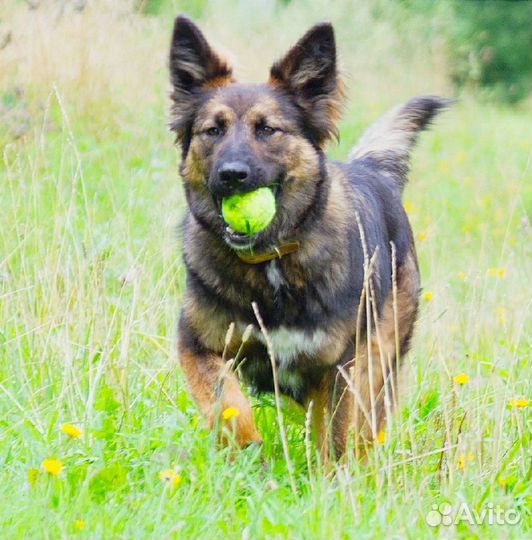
[0,1,530,539]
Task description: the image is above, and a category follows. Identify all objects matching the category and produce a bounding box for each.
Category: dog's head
[169,16,343,251]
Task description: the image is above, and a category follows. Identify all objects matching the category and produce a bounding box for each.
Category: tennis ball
[222,187,276,234]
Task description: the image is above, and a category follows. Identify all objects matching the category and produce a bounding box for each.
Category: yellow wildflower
[423,291,433,302]
[376,431,386,445]
[498,478,508,488]
[487,267,506,279]
[508,398,530,409]
[28,468,40,487]
[74,520,85,531]
[42,458,63,476]
[159,469,182,487]
[457,453,475,471]
[455,151,466,164]
[496,307,506,326]
[453,373,470,385]
[507,182,519,194]
[417,231,428,242]
[404,201,415,215]
[61,424,83,438]
[493,209,504,223]
[222,406,240,421]
[457,271,466,281]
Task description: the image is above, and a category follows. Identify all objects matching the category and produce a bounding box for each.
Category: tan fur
[203,74,235,90]
[179,350,262,447]
[306,250,419,459]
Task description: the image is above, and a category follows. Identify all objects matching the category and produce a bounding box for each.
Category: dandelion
[508,398,530,409]
[42,458,63,476]
[453,373,470,385]
[27,468,40,487]
[61,424,83,438]
[455,151,466,164]
[423,291,433,302]
[498,478,508,488]
[482,194,493,208]
[376,431,386,445]
[404,201,415,215]
[487,267,506,279]
[457,271,466,281]
[457,453,475,471]
[74,520,85,531]
[159,469,182,487]
[222,406,240,421]
[496,307,506,326]
[493,209,504,223]
[507,182,519,194]
[417,231,428,242]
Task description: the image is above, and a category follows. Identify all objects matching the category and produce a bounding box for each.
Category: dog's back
[340,96,453,314]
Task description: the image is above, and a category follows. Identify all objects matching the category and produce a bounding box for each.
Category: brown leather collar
[235,241,300,264]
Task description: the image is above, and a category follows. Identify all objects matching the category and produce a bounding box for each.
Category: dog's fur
[170,15,450,458]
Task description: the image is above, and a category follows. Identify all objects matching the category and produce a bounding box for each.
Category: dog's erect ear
[169,16,233,136]
[269,22,343,146]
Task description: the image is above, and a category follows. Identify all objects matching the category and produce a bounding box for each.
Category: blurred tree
[135,0,209,19]
[448,0,531,103]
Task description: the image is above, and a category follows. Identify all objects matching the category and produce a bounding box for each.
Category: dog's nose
[218,161,250,190]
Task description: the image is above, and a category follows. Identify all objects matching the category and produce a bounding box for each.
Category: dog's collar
[235,241,300,264]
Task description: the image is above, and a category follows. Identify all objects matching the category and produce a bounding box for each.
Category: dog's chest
[239,262,329,391]
[265,260,286,291]
[245,325,327,391]
[251,325,327,363]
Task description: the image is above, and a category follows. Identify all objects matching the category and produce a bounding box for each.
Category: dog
[169,15,450,459]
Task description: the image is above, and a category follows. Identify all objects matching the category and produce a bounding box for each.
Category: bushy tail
[349,96,454,192]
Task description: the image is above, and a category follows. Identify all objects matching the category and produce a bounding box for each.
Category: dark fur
[170,15,451,457]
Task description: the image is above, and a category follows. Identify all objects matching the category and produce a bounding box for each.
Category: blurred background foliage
[0,0,529,138]
[447,0,531,104]
[131,0,531,105]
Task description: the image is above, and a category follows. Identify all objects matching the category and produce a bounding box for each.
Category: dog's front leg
[178,316,262,447]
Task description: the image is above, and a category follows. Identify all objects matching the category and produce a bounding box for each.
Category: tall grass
[0,1,530,539]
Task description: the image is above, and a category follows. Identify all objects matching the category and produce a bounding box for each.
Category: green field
[0,1,530,539]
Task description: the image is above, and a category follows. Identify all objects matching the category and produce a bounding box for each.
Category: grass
[0,1,530,539]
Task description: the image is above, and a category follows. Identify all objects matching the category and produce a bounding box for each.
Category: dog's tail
[348,96,454,192]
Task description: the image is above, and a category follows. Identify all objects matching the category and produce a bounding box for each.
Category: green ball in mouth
[221,187,277,235]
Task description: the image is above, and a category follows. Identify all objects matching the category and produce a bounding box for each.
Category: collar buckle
[236,241,300,264]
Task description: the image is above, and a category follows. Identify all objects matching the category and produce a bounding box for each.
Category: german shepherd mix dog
[170,15,450,459]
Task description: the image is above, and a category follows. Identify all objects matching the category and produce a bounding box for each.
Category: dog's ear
[269,22,343,146]
[169,16,233,137]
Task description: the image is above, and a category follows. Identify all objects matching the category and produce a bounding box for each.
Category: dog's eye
[256,124,277,138]
[205,126,222,137]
